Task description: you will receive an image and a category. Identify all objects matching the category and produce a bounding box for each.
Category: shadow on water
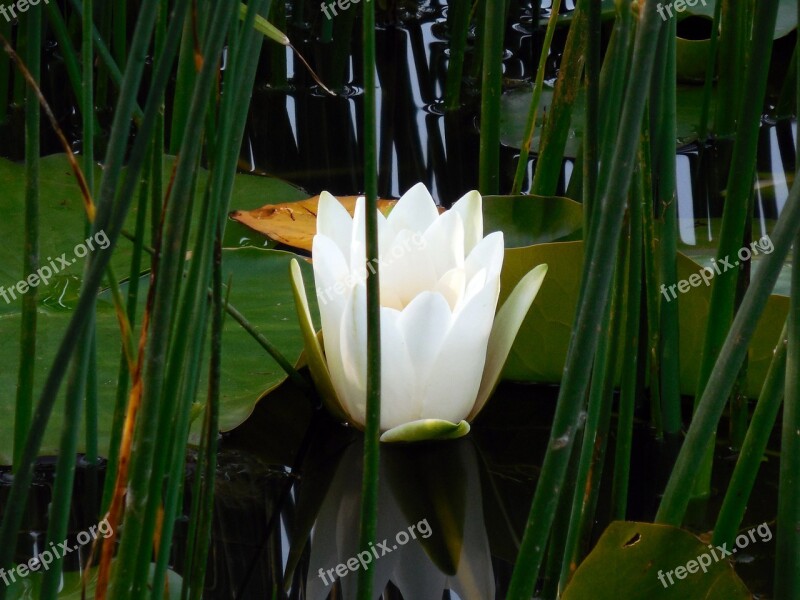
[0,1,794,598]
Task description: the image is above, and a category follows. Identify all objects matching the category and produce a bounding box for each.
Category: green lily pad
[0,248,318,463]
[500,241,788,397]
[0,154,307,316]
[0,155,314,464]
[499,85,721,154]
[483,194,583,247]
[562,521,751,599]
[682,0,796,39]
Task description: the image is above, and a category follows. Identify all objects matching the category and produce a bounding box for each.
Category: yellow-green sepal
[379,419,470,443]
[469,263,548,421]
[289,259,351,422]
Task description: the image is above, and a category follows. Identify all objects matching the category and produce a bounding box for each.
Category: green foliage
[562,522,750,599]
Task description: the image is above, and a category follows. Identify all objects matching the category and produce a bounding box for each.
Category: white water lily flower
[290,183,547,442]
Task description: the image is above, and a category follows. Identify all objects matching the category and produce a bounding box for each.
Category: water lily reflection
[293,437,494,600]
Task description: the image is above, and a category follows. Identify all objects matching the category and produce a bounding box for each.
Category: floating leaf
[499,85,722,153]
[483,195,582,247]
[232,193,579,251]
[0,155,314,463]
[230,195,397,251]
[681,0,796,39]
[500,241,788,397]
[562,521,751,599]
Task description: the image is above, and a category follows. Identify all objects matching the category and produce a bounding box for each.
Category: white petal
[349,196,367,273]
[349,196,392,262]
[334,283,368,426]
[464,231,504,284]
[422,271,500,421]
[380,229,439,308]
[317,191,354,258]
[422,208,465,279]
[399,291,453,400]
[387,182,440,234]
[433,268,466,311]
[379,307,420,430]
[312,234,352,318]
[450,190,483,255]
[461,268,487,313]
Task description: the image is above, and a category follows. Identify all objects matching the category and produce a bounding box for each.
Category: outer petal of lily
[312,234,352,318]
[334,282,368,425]
[421,208,465,280]
[289,259,349,421]
[421,270,500,422]
[380,228,439,309]
[380,419,470,443]
[379,306,420,430]
[463,230,504,289]
[312,235,355,418]
[399,291,453,405]
[317,191,354,257]
[450,190,483,255]
[386,182,440,234]
[468,263,549,421]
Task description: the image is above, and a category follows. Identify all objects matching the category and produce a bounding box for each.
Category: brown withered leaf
[230,195,398,252]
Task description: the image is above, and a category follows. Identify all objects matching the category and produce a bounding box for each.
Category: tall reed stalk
[356,0,381,595]
[507,2,664,594]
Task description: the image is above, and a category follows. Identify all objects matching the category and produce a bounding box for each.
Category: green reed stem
[715,0,748,136]
[511,0,561,195]
[44,1,99,130]
[150,2,270,593]
[39,324,91,600]
[611,168,643,519]
[0,1,184,593]
[185,228,224,600]
[692,0,779,498]
[478,0,505,195]
[356,0,380,596]
[13,0,40,473]
[638,120,663,437]
[656,164,800,525]
[444,0,471,110]
[582,0,600,212]
[654,19,681,437]
[529,0,582,198]
[697,0,722,143]
[775,235,800,596]
[507,3,664,595]
[114,0,128,68]
[558,236,626,591]
[0,17,8,124]
[713,321,788,546]
[113,3,235,596]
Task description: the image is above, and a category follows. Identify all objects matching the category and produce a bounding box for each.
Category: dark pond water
[0,0,795,598]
